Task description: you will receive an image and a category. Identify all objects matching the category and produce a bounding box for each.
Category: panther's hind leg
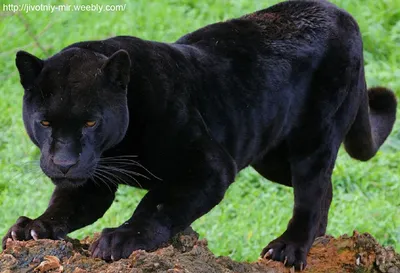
[261,30,364,270]
[252,144,331,237]
[261,125,343,270]
[251,144,292,187]
[317,181,332,237]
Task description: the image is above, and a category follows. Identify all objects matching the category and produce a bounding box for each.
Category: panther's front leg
[2,181,117,249]
[90,141,236,261]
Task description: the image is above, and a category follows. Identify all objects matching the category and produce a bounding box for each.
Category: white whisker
[98,158,162,181]
[96,165,144,189]
[91,172,114,193]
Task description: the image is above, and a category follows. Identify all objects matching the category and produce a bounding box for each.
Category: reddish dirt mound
[0,229,399,273]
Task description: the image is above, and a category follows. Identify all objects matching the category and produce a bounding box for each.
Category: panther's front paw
[2,216,68,249]
[261,235,309,271]
[90,224,170,261]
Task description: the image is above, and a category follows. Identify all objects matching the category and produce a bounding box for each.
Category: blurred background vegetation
[0,0,399,261]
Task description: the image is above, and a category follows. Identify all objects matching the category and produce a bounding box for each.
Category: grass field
[0,0,399,261]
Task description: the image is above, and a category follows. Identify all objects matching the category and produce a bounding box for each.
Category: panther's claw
[31,230,38,240]
[11,231,17,241]
[263,249,273,259]
[300,262,304,271]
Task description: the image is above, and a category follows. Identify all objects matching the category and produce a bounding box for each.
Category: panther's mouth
[51,177,88,186]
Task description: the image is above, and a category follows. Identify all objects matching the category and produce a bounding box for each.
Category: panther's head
[16,48,131,186]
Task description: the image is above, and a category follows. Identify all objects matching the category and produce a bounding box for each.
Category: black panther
[3,0,396,270]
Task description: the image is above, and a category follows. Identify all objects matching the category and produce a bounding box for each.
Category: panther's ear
[102,50,131,90]
[15,51,44,90]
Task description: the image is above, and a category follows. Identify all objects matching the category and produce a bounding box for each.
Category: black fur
[3,0,396,270]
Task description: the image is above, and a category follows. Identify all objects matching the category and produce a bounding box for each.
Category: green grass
[0,0,399,262]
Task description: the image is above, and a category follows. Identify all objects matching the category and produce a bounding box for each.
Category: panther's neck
[65,36,217,118]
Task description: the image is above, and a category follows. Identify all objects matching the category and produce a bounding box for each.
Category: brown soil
[1,229,399,273]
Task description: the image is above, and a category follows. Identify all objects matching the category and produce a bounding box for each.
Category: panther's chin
[51,177,88,187]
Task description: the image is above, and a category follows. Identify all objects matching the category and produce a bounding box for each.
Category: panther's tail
[344,86,397,161]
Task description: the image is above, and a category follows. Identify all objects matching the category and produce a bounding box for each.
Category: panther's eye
[40,120,51,127]
[85,121,97,128]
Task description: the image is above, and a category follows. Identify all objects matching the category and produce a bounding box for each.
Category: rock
[0,230,399,273]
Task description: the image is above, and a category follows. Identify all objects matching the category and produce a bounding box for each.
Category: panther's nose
[52,158,77,174]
